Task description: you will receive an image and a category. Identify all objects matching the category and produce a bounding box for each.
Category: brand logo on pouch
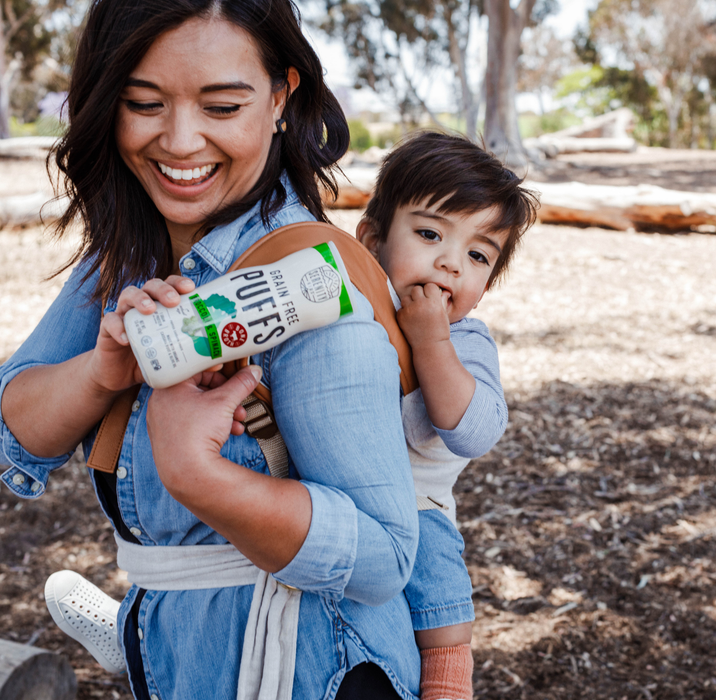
[300,266,341,303]
[141,335,152,347]
[221,322,248,348]
[145,348,158,359]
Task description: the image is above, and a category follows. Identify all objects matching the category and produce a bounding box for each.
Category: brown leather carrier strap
[86,385,141,473]
[86,221,417,473]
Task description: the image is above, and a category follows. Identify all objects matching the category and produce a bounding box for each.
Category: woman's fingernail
[141,299,153,308]
[249,366,262,381]
[168,291,179,299]
[120,333,128,343]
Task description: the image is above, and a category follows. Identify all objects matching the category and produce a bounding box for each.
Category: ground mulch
[1,154,715,699]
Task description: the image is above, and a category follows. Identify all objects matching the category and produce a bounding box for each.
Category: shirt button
[129,527,142,537]
[150,695,159,700]
[12,474,25,486]
[116,467,128,479]
[131,400,141,412]
[182,257,196,271]
[31,482,41,493]
[137,628,144,640]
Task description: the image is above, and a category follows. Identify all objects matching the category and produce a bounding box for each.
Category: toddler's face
[375,200,506,324]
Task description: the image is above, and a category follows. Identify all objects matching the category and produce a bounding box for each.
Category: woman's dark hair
[364,131,539,288]
[51,0,349,303]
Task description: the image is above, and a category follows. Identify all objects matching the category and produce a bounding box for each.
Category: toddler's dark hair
[364,131,539,288]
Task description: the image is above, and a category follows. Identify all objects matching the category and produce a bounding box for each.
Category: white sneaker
[44,570,126,674]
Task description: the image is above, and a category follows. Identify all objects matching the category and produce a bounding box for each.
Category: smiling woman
[0,1,421,699]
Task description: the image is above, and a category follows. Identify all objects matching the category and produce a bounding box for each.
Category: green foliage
[581,0,716,148]
[555,63,677,146]
[518,109,582,139]
[2,0,85,136]
[373,124,403,149]
[348,119,373,152]
[9,115,66,137]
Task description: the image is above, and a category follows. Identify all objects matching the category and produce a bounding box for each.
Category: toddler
[357,131,537,700]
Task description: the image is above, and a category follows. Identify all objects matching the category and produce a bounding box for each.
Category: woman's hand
[146,365,262,499]
[87,276,196,394]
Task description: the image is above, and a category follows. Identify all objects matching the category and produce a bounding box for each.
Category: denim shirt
[0,183,421,700]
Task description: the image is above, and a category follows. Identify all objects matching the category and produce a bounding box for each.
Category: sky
[298,0,597,115]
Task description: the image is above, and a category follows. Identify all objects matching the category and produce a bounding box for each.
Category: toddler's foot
[44,570,126,673]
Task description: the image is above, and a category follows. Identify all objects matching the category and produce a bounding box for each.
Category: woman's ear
[356,217,381,261]
[273,67,301,123]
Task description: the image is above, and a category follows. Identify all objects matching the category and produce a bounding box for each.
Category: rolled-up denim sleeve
[434,318,508,459]
[0,260,102,498]
[270,291,419,606]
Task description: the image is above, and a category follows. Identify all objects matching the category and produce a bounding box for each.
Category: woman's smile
[156,161,218,186]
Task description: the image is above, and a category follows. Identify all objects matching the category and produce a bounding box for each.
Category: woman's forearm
[1,354,121,458]
[165,454,312,572]
[146,367,315,572]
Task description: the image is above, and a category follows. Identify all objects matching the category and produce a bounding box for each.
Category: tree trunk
[483,0,535,168]
[0,638,77,700]
[0,12,9,140]
[446,7,478,139]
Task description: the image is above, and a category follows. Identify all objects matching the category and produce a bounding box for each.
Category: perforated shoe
[44,570,126,674]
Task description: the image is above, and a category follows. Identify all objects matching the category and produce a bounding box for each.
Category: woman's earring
[275,118,287,134]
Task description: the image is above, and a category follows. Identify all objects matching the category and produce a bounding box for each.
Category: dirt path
[1,160,715,699]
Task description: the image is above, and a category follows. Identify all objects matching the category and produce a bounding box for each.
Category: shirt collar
[188,174,300,275]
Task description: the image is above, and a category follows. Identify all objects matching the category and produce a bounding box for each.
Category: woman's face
[115,18,293,243]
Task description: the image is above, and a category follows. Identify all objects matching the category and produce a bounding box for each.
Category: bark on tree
[484,0,536,168]
[0,6,8,140]
[445,3,479,139]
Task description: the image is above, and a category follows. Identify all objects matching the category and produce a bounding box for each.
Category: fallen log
[531,181,716,232]
[525,136,636,158]
[0,137,59,159]
[0,638,77,700]
[324,166,376,209]
[525,108,637,157]
[0,192,69,228]
[539,108,636,140]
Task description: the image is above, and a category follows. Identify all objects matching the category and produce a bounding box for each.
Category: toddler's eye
[469,251,489,264]
[416,229,440,241]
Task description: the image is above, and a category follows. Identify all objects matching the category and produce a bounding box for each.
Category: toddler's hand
[397,283,451,350]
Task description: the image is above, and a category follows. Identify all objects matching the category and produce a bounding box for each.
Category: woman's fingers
[100,311,130,345]
[116,276,195,316]
[164,275,196,293]
[217,365,262,407]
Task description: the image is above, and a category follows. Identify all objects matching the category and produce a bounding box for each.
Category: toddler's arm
[398,283,507,459]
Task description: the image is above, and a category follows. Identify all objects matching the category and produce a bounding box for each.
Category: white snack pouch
[125,242,354,388]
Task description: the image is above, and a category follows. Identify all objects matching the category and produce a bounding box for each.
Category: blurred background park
[1,1,716,699]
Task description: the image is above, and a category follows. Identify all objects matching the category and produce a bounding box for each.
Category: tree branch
[5,4,37,43]
[516,0,537,31]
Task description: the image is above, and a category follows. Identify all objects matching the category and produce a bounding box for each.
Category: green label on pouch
[188,294,223,360]
[313,243,353,317]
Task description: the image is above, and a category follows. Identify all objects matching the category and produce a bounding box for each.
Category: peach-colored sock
[420,644,473,700]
